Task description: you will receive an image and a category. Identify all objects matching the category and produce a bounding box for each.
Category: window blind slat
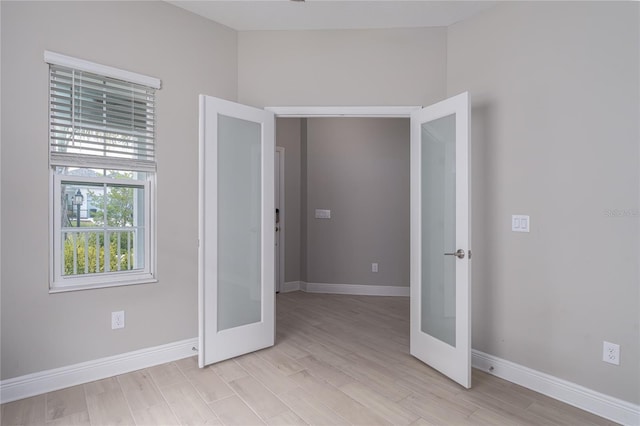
[49,65,158,172]
[50,107,156,125]
[50,135,155,151]
[50,152,156,173]
[50,138,156,153]
[50,144,155,160]
[50,127,155,144]
[67,108,155,127]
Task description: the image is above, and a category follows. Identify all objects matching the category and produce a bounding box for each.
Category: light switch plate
[512,215,530,232]
[315,209,331,219]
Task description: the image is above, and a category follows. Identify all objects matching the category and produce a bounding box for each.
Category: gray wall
[0,1,237,379]
[305,118,410,286]
[238,27,447,107]
[447,2,639,404]
[276,118,410,287]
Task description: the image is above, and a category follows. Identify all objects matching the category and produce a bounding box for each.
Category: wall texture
[238,27,447,108]
[0,1,237,379]
[305,118,410,286]
[447,2,639,404]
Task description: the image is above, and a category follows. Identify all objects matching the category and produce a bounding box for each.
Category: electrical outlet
[371,262,379,273]
[111,311,125,330]
[602,341,620,365]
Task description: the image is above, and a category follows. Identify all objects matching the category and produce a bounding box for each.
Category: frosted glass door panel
[410,92,470,388]
[217,114,262,331]
[421,114,456,346]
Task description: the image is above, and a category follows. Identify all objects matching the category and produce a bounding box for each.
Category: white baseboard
[300,281,409,297]
[472,350,640,425]
[281,281,301,293]
[0,338,198,404]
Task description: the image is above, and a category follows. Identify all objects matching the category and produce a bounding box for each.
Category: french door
[410,92,472,388]
[197,96,471,389]
[198,95,275,368]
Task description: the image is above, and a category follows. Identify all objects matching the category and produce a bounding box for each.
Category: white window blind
[48,60,158,173]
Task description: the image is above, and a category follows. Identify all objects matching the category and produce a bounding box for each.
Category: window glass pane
[60,178,145,277]
[55,167,147,181]
[61,182,103,228]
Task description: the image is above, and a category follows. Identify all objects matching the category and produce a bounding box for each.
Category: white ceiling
[166,1,498,31]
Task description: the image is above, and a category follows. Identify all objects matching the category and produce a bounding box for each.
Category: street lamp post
[73,189,84,227]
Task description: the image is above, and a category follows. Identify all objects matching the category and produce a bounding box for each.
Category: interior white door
[198,95,275,368]
[410,92,471,388]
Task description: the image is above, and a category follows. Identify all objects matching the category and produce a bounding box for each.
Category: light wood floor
[2,292,615,426]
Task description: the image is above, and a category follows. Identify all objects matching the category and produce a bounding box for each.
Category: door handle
[444,249,466,259]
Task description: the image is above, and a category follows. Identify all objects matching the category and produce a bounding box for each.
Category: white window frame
[51,173,156,292]
[46,51,159,293]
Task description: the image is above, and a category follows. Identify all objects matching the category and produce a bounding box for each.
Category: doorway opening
[270,106,419,298]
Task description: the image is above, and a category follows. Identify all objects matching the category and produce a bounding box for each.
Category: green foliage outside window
[63,232,134,275]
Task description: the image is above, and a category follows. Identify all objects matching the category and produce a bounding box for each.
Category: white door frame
[267,106,420,118]
[275,147,285,293]
[268,107,419,293]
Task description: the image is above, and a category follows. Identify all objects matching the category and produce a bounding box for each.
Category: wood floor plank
[176,358,235,403]
[84,388,135,426]
[83,377,120,396]
[302,342,352,367]
[337,353,413,402]
[399,392,476,425]
[277,387,350,426]
[273,340,312,360]
[289,370,390,425]
[147,362,187,389]
[409,417,440,426]
[295,354,355,388]
[129,402,180,426]
[46,411,91,426]
[160,380,221,425]
[340,381,420,425]
[209,395,265,426]
[45,385,87,422]
[228,375,290,420]
[257,346,305,376]
[1,395,45,426]
[210,359,249,384]
[265,410,308,426]
[117,370,165,411]
[235,352,300,395]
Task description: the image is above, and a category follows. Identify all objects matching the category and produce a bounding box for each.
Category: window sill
[49,276,158,294]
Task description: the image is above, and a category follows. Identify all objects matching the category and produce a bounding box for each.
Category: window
[46,51,161,292]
